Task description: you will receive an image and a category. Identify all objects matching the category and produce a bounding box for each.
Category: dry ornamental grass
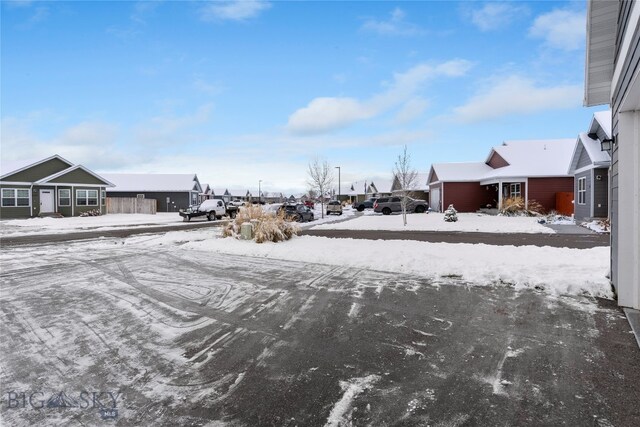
[222,204,300,243]
[499,196,544,216]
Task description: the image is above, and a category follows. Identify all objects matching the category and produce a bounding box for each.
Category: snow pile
[312,212,555,234]
[582,219,610,233]
[176,234,612,298]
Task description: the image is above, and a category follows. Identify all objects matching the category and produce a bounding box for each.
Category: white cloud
[394,98,430,124]
[361,7,424,36]
[468,3,529,31]
[286,60,473,135]
[451,76,582,122]
[200,0,271,22]
[0,117,127,170]
[529,9,586,51]
[134,104,213,146]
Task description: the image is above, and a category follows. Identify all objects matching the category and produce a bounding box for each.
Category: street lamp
[258,180,262,204]
[335,166,341,202]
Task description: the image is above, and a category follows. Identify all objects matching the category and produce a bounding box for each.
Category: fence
[106,197,157,215]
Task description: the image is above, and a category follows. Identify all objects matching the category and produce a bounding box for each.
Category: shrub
[79,209,101,217]
[499,197,544,217]
[222,204,299,243]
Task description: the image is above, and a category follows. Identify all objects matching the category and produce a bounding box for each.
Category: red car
[304,200,315,209]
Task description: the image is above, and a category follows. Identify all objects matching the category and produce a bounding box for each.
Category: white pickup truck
[179,199,238,222]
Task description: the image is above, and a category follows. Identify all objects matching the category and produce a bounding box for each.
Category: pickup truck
[179,199,238,222]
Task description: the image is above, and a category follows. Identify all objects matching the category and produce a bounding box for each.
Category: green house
[0,155,114,219]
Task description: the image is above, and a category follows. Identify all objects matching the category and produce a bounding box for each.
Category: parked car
[373,197,428,215]
[180,199,238,221]
[228,200,245,207]
[278,204,314,222]
[326,200,343,215]
[304,200,315,209]
[352,198,378,212]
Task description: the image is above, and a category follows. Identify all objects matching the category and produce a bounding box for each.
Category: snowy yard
[312,212,556,234]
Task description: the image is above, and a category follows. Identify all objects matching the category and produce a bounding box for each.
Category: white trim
[0,181,33,185]
[35,165,115,187]
[41,182,106,187]
[1,188,31,208]
[58,188,71,207]
[577,177,587,205]
[0,155,74,180]
[71,186,74,217]
[573,165,596,175]
[611,1,640,99]
[76,189,99,207]
[524,178,529,209]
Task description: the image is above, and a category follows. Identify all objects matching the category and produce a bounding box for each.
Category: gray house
[568,111,612,221]
[0,155,114,219]
[103,173,202,212]
[584,0,639,311]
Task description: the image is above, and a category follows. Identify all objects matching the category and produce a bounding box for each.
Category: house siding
[48,169,109,185]
[106,191,192,212]
[0,184,32,219]
[609,0,640,308]
[576,146,593,169]
[574,171,592,221]
[1,158,71,182]
[593,167,609,217]
[443,182,494,213]
[487,152,509,169]
[527,177,574,213]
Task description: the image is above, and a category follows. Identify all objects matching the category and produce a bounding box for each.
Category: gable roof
[36,165,115,187]
[480,139,575,181]
[591,110,612,138]
[429,162,494,183]
[568,133,611,173]
[370,179,393,194]
[0,154,74,181]
[101,173,201,193]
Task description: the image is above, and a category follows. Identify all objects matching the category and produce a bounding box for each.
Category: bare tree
[307,158,334,218]
[393,145,418,226]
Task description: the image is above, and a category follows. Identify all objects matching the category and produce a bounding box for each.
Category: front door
[39,189,54,213]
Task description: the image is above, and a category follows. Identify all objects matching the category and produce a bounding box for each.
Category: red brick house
[427,139,576,213]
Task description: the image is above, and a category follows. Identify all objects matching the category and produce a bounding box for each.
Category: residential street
[1,239,638,426]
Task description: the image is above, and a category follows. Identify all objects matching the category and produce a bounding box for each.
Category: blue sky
[1,0,606,194]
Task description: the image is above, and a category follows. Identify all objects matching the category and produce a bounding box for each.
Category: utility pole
[335,166,341,202]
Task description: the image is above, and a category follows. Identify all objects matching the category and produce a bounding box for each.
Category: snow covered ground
[312,212,555,234]
[119,229,612,299]
[0,213,189,237]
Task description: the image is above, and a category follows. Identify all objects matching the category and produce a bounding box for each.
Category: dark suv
[373,197,428,215]
[278,204,314,222]
[352,198,378,212]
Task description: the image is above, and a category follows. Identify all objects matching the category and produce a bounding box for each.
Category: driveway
[1,239,638,426]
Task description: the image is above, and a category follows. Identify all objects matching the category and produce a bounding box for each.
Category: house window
[77,189,98,206]
[101,190,106,205]
[58,189,71,206]
[1,188,29,207]
[191,192,198,205]
[509,183,521,198]
[136,194,145,199]
[578,177,586,204]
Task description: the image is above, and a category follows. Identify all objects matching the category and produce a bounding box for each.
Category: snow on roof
[592,110,612,138]
[101,173,200,192]
[371,179,393,193]
[201,183,211,194]
[484,139,576,180]
[431,162,494,182]
[568,133,611,174]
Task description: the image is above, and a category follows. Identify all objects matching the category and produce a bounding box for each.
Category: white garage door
[430,188,440,212]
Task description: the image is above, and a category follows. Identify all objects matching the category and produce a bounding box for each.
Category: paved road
[301,229,610,249]
[1,241,638,426]
[1,220,609,249]
[0,220,228,247]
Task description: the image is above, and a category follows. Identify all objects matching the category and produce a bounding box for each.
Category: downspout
[30,183,34,217]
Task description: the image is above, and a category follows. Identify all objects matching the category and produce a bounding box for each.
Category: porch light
[600,137,614,152]
[587,132,599,140]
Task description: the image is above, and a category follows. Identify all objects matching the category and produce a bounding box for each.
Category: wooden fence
[106,197,157,215]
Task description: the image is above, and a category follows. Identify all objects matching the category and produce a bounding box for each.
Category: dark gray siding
[576,146,593,169]
[107,191,191,212]
[610,0,639,293]
[574,171,592,221]
[593,167,609,217]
